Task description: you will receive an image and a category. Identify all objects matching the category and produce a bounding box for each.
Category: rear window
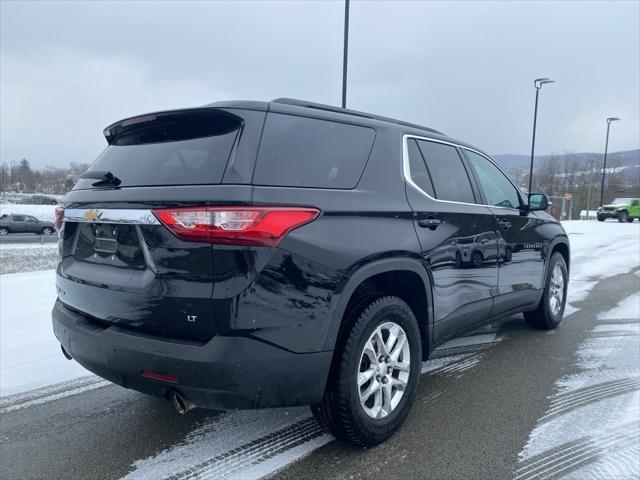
[75,109,242,189]
[253,113,375,189]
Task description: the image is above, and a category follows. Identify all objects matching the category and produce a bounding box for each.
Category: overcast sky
[1,0,639,169]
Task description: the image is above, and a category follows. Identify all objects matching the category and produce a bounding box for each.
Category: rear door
[462,148,546,314]
[11,215,27,233]
[57,107,265,342]
[403,136,498,344]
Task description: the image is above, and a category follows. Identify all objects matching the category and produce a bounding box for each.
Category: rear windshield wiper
[81,171,122,187]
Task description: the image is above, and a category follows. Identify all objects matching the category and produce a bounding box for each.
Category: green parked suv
[597,197,640,222]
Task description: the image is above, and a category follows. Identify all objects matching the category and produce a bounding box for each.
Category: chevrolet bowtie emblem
[84,209,103,221]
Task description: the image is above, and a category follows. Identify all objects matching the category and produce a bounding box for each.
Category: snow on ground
[0,203,58,222]
[0,219,638,479]
[121,330,505,480]
[0,270,91,396]
[515,312,640,479]
[0,242,58,274]
[562,220,640,310]
[515,221,640,480]
[598,292,640,320]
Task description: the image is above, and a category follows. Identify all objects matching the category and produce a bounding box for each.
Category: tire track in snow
[516,315,640,480]
[0,375,109,413]
[540,377,640,421]
[515,425,640,480]
[123,331,505,480]
[173,418,324,480]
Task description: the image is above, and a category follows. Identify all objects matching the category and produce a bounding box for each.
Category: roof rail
[271,98,444,135]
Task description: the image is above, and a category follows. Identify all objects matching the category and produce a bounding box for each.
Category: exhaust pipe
[170,390,195,415]
[61,344,73,360]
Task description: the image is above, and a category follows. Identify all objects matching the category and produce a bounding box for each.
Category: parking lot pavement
[1,221,638,479]
[275,269,640,480]
[0,269,637,480]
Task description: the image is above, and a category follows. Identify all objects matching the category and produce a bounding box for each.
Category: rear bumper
[52,299,332,410]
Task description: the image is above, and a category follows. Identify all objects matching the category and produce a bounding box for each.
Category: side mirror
[528,193,549,211]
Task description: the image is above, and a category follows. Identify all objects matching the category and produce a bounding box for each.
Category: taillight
[54,206,64,231]
[151,206,320,246]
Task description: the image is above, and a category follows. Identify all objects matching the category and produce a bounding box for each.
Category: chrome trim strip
[401,134,526,210]
[63,208,160,225]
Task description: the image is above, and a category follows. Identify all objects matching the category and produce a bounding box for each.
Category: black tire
[311,296,421,447]
[42,227,54,236]
[454,251,462,268]
[617,211,628,223]
[626,217,634,223]
[0,227,8,236]
[524,252,568,330]
[597,215,605,222]
[471,251,483,268]
[504,247,513,262]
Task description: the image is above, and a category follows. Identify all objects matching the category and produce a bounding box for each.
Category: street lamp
[341,0,350,108]
[599,116,620,207]
[528,78,555,196]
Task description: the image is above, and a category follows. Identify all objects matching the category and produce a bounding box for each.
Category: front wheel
[311,296,421,447]
[0,227,8,236]
[42,227,54,236]
[524,252,568,330]
[626,217,634,223]
[618,211,629,223]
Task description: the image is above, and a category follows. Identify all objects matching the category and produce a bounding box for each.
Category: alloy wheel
[357,321,411,419]
[549,264,565,316]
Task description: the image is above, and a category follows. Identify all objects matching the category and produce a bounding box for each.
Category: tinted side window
[465,150,521,209]
[406,139,435,197]
[254,113,375,188]
[417,140,475,203]
[12,215,25,221]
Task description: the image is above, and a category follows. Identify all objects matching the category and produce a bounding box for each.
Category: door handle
[498,220,512,230]
[418,218,442,229]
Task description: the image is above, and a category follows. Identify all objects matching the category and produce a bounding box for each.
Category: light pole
[528,78,555,196]
[341,0,350,108]
[599,116,620,207]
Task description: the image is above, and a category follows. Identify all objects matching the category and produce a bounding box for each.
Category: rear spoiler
[102,107,242,145]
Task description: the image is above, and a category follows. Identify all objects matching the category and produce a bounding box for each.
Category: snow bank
[0,243,58,274]
[0,270,90,396]
[561,220,640,308]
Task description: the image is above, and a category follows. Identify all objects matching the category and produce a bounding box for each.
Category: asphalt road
[1,270,638,480]
[0,233,58,244]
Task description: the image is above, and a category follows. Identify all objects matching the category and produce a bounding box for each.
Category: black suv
[52,99,570,446]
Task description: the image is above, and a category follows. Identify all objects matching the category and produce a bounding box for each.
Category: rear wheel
[311,296,421,447]
[618,211,629,223]
[471,251,483,268]
[597,215,605,222]
[626,216,634,223]
[524,252,568,330]
[42,227,54,235]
